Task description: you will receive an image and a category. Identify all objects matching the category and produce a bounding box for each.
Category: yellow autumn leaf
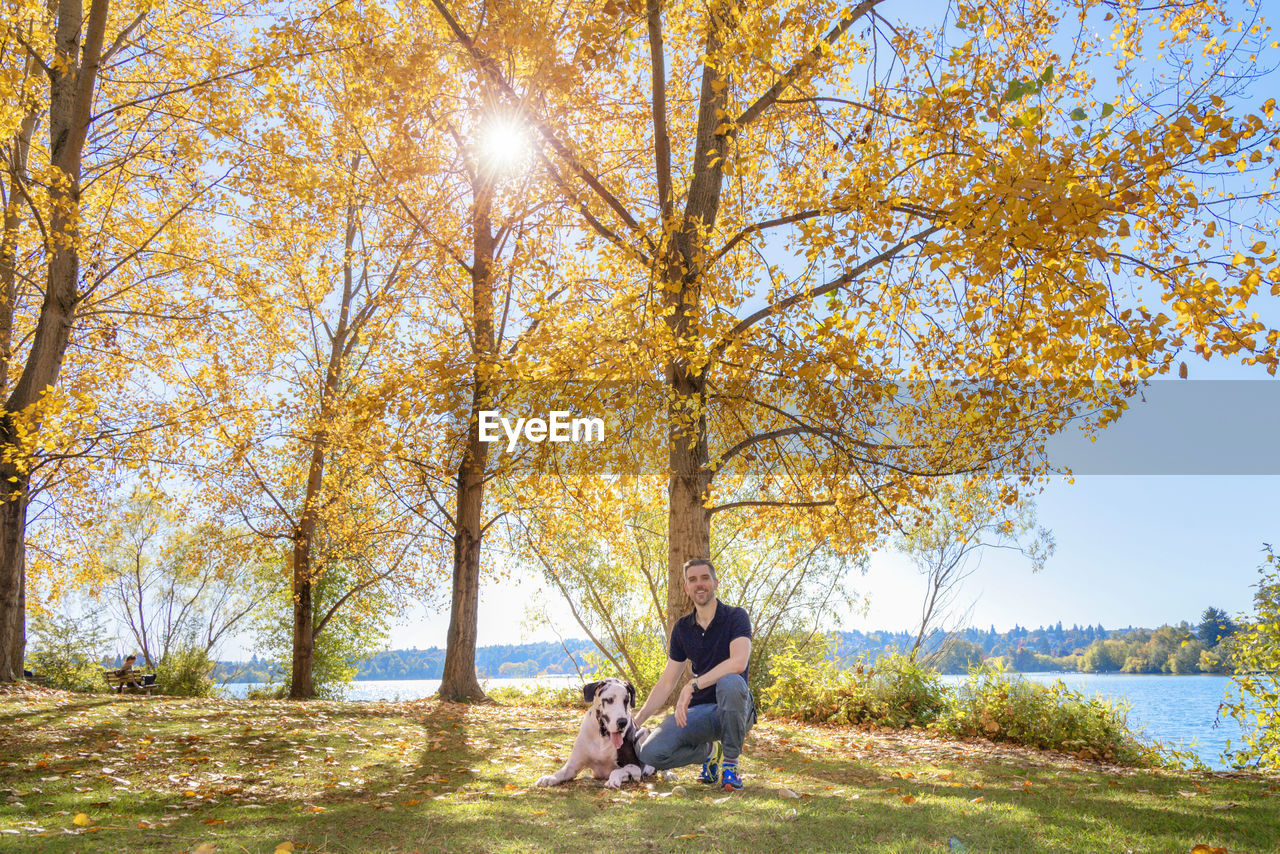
[900,795,917,804]
[274,843,296,854]
[1251,241,1267,254]
[72,813,91,827]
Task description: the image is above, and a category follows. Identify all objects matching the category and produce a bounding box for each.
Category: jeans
[637,673,756,769]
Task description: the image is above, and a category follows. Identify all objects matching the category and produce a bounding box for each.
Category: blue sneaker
[720,763,743,790]
[697,742,722,785]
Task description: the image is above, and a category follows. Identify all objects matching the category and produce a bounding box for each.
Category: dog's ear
[583,681,604,703]
[625,681,636,707]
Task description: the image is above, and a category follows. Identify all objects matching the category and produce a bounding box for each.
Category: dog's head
[583,678,637,750]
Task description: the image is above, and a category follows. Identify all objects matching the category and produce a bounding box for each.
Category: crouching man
[634,558,757,790]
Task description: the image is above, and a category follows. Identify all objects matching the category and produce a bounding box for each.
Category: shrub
[760,644,945,728]
[24,611,110,693]
[155,645,217,697]
[935,669,1148,763]
[1223,546,1280,769]
[489,683,582,707]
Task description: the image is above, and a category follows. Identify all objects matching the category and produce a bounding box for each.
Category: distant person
[634,558,755,790]
[113,655,143,692]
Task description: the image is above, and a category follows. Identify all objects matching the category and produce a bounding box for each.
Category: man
[635,558,756,791]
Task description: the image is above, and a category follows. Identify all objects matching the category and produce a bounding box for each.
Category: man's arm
[674,637,751,727]
[635,657,686,726]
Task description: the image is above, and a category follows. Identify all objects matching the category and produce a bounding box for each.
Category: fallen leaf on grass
[202,818,226,826]
[675,833,706,840]
[885,787,901,794]
[191,845,218,854]
[900,795,917,804]
[72,813,91,827]
[778,788,799,799]
[1212,803,1241,811]
[970,796,985,804]
[274,843,296,854]
[1190,846,1228,854]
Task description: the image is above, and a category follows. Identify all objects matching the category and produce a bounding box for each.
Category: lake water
[221,673,1248,770]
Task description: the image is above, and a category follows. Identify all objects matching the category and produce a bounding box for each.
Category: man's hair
[125,654,137,661]
[682,558,716,580]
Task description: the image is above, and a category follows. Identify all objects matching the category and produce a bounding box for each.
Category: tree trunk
[438,175,496,703]
[288,427,327,700]
[659,8,731,635]
[289,536,316,699]
[0,0,110,682]
[0,458,26,682]
[665,365,711,633]
[439,400,489,702]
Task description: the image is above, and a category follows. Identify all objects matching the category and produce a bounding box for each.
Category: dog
[535,677,656,789]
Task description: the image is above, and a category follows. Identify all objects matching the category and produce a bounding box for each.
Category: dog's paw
[642,764,656,778]
[535,775,559,787]
[604,770,626,789]
[660,769,678,782]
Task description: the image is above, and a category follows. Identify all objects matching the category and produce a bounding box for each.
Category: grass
[1,684,1277,853]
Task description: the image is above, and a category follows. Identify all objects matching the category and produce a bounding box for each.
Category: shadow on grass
[2,696,1276,854]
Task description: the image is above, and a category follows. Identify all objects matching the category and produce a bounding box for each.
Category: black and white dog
[535,677,656,789]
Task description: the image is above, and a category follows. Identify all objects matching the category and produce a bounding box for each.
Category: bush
[155,645,217,697]
[761,644,1157,765]
[24,611,110,693]
[489,683,582,707]
[760,645,945,728]
[935,669,1148,763]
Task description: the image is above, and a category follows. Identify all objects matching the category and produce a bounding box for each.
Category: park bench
[103,671,160,695]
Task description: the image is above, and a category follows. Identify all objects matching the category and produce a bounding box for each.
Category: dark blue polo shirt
[669,600,752,707]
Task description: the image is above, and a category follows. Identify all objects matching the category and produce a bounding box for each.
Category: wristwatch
[690,679,700,691]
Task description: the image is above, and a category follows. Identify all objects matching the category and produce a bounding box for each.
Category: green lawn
[0,685,1276,853]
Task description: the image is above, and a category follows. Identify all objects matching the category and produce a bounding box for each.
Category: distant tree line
[830,609,1240,675]
[214,641,597,683]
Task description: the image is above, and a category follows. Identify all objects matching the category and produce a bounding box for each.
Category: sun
[478,117,531,173]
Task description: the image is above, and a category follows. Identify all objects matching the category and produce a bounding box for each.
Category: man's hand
[675,681,695,727]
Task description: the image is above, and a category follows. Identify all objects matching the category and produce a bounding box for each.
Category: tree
[514,475,862,698]
[183,6,440,698]
[1223,545,1280,769]
[94,489,266,667]
[372,0,591,701]
[1198,606,1237,646]
[0,0,252,681]
[435,0,1280,643]
[895,477,1053,661]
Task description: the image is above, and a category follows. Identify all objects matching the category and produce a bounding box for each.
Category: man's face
[683,562,717,607]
